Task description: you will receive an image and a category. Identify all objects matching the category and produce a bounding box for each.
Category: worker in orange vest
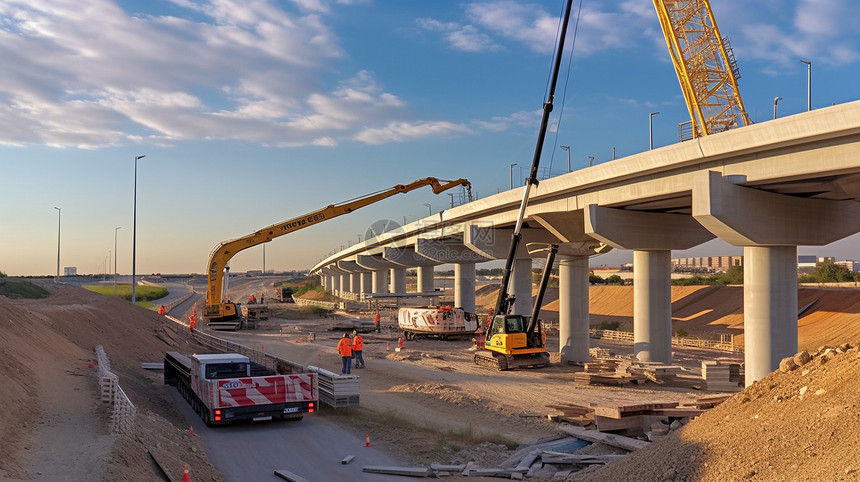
[352,330,365,368]
[157,305,166,315]
[189,309,197,331]
[374,312,381,333]
[337,332,353,374]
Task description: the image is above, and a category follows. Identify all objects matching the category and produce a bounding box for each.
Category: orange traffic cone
[182,465,190,482]
[188,426,194,435]
[386,341,390,351]
[364,432,372,447]
[398,338,404,349]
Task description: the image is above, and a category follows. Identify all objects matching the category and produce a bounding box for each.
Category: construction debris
[273,469,310,482]
[701,360,744,391]
[361,466,432,477]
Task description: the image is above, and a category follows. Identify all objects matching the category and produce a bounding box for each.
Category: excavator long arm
[205,177,471,319]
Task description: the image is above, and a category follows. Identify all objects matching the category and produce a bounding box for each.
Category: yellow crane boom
[653,0,751,138]
[204,177,472,321]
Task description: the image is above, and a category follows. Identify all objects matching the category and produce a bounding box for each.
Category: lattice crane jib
[654,0,751,138]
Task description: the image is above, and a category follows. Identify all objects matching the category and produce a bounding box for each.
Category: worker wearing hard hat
[337,332,353,374]
[352,330,365,368]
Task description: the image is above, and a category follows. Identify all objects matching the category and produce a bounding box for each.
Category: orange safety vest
[158,306,166,315]
[374,313,380,324]
[337,337,353,357]
[352,335,363,351]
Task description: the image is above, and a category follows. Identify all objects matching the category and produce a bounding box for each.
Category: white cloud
[354,121,469,144]
[417,17,499,53]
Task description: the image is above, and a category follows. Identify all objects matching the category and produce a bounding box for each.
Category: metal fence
[589,329,744,354]
[95,345,137,433]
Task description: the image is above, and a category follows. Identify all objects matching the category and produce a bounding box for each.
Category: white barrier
[95,345,137,433]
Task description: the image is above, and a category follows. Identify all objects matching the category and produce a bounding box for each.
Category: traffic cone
[182,465,190,482]
[261,344,265,351]
[364,432,372,447]
[398,338,404,349]
[386,341,390,351]
[188,426,194,435]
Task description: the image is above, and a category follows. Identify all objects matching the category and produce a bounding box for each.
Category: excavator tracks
[474,350,550,370]
[474,350,509,370]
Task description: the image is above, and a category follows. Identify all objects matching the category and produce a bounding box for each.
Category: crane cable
[546,0,584,177]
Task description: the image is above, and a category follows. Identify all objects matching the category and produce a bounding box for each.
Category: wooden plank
[647,407,706,417]
[594,402,678,419]
[557,425,650,451]
[273,469,311,482]
[540,452,627,465]
[362,466,432,477]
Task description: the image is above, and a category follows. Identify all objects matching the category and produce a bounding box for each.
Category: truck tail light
[308,402,314,413]
[214,409,222,421]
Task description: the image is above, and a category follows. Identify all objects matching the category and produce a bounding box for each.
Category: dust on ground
[3,280,860,481]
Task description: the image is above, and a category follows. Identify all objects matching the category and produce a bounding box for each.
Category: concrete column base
[510,258,532,315]
[633,250,672,363]
[391,268,407,294]
[454,263,476,313]
[417,266,435,293]
[744,245,798,385]
[559,257,590,363]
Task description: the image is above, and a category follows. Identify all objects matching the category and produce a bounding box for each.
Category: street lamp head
[650,111,660,117]
[54,206,60,211]
[774,97,782,103]
[560,145,570,151]
[135,154,146,161]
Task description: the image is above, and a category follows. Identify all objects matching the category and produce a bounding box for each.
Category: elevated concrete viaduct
[311,100,860,385]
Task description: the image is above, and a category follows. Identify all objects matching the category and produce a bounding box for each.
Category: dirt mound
[571,344,860,481]
[0,284,225,481]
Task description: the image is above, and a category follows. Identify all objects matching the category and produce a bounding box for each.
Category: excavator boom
[205,177,471,321]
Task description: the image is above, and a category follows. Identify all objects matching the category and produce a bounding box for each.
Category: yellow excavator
[204,177,471,328]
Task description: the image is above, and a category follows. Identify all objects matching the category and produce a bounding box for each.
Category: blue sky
[1,0,859,277]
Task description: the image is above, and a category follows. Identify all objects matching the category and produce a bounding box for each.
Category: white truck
[398,306,480,340]
[164,352,317,425]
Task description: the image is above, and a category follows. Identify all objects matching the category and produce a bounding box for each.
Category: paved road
[169,388,419,481]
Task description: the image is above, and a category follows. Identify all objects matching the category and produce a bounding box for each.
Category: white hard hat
[352,330,357,335]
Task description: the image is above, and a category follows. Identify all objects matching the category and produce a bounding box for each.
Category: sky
[1,0,859,277]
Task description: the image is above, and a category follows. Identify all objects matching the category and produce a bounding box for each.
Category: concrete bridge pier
[694,171,860,384]
[360,272,372,296]
[454,262,476,313]
[356,255,395,294]
[586,204,715,364]
[509,258,533,315]
[743,245,798,384]
[558,256,590,363]
[390,267,407,294]
[417,266,435,293]
[372,270,389,293]
[633,250,672,363]
[339,273,351,294]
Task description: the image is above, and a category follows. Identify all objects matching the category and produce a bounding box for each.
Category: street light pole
[510,163,517,189]
[54,206,61,281]
[588,156,595,167]
[560,145,571,172]
[773,96,782,119]
[800,60,811,111]
[423,203,431,215]
[114,226,121,295]
[132,154,145,305]
[649,112,660,150]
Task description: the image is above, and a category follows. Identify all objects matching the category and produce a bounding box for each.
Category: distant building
[835,260,860,272]
[671,256,742,273]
